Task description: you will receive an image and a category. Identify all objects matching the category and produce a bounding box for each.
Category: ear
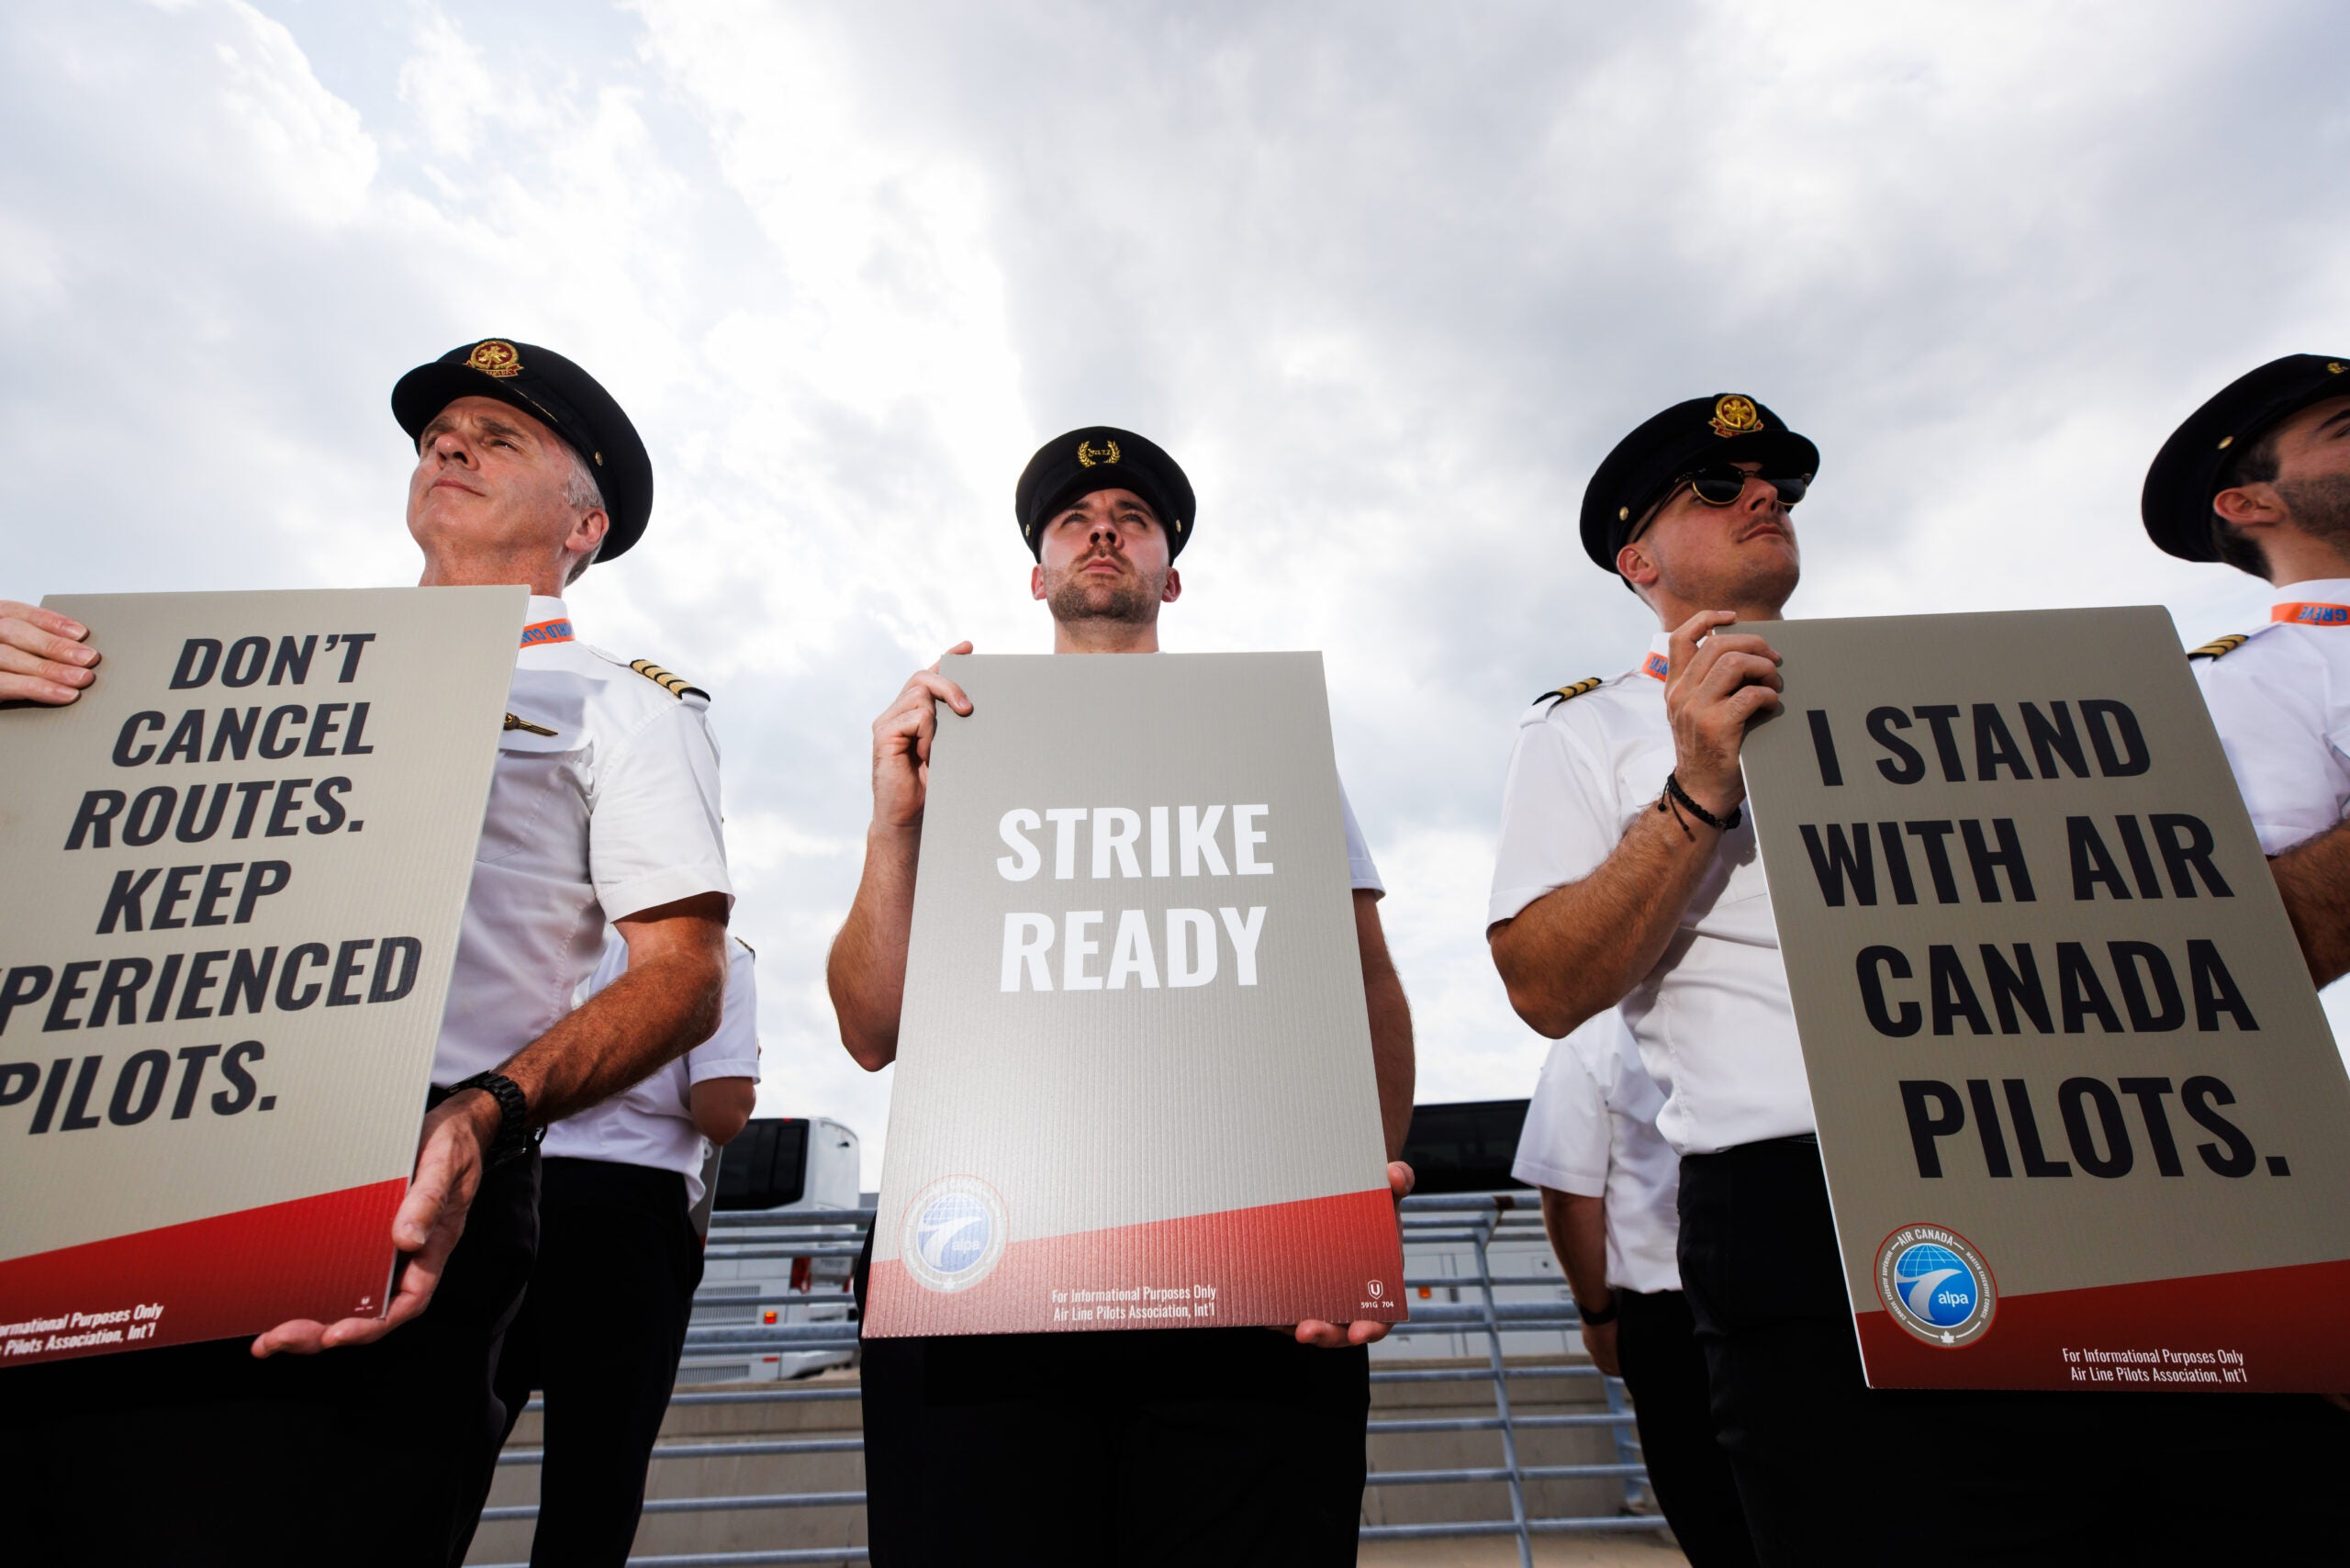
[2212,483,2286,530]
[1616,539,1659,588]
[1030,563,1047,602]
[565,506,609,562]
[1160,566,1182,604]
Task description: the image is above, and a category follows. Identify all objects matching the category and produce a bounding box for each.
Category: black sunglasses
[1674,465,1809,508]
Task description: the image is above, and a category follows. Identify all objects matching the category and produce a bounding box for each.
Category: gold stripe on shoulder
[627,659,710,700]
[1536,677,1604,708]
[2188,633,2249,661]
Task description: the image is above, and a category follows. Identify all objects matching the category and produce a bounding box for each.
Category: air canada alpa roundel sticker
[1874,1224,1997,1348]
[901,1175,1009,1294]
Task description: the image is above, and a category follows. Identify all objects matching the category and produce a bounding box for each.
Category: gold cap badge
[1709,395,1763,438]
[1076,439,1121,467]
[466,340,523,379]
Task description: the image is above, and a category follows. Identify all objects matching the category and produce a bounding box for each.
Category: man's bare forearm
[1538,1187,1610,1310]
[2271,820,2350,986]
[1489,803,1725,1037]
[690,1077,759,1145]
[1355,890,1416,1159]
[495,906,729,1126]
[827,823,922,1070]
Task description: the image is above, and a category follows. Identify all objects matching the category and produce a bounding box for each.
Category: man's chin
[1698,556,1798,613]
[1750,561,1801,609]
[1742,535,1800,576]
[408,498,484,540]
[1047,583,1152,624]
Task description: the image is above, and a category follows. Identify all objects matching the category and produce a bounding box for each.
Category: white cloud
[6,0,2346,1188]
[396,6,496,160]
[208,0,377,224]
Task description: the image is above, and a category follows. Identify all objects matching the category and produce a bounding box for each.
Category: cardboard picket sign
[863,653,1406,1337]
[1739,607,2350,1392]
[0,588,522,1365]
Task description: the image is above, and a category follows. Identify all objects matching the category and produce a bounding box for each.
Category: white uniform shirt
[1510,1011,1681,1294]
[2192,579,2350,856]
[545,931,762,1205]
[434,595,733,1084]
[1487,632,1811,1155]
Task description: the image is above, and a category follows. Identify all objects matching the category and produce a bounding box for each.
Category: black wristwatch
[1576,1293,1620,1327]
[449,1070,534,1168]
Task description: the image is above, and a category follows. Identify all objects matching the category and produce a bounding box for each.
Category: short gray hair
[561,444,608,586]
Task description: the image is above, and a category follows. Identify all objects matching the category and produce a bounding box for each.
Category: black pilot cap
[1579,394,1819,573]
[391,338,655,562]
[2142,353,2350,563]
[1014,426,1196,560]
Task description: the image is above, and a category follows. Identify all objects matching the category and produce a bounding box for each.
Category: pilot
[0,338,733,1567]
[2143,353,2350,987]
[826,427,1416,1565]
[1486,391,2344,1560]
[494,928,761,1566]
[1513,1009,1756,1566]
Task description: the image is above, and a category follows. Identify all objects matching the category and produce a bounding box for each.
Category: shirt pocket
[1706,820,1768,902]
[1684,823,1773,951]
[1618,743,1770,922]
[476,718,589,867]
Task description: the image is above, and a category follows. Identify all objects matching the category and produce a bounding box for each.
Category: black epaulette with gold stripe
[1536,678,1604,708]
[2188,633,2248,661]
[628,659,709,700]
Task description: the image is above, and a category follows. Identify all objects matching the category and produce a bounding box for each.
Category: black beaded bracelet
[1663,770,1742,833]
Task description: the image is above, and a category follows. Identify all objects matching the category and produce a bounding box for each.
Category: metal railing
[475,1194,1667,1568]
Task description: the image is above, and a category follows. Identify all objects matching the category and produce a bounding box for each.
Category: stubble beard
[2278,473,2350,551]
[1660,542,1801,618]
[1045,558,1158,628]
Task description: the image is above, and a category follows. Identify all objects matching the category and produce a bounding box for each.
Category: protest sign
[1740,607,2350,1391]
[863,653,1405,1338]
[0,588,522,1364]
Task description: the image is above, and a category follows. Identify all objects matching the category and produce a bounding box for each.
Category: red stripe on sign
[863,1187,1407,1338]
[1855,1255,2350,1393]
[0,1180,405,1367]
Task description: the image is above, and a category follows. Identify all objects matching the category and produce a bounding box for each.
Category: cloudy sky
[7,1,2345,1183]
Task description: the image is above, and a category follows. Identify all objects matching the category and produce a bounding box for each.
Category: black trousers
[1677,1136,2350,1564]
[1614,1287,1757,1568]
[855,1235,1369,1566]
[494,1156,705,1568]
[0,1148,540,1568]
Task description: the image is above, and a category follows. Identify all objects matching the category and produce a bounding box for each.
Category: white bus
[685,1115,864,1383]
